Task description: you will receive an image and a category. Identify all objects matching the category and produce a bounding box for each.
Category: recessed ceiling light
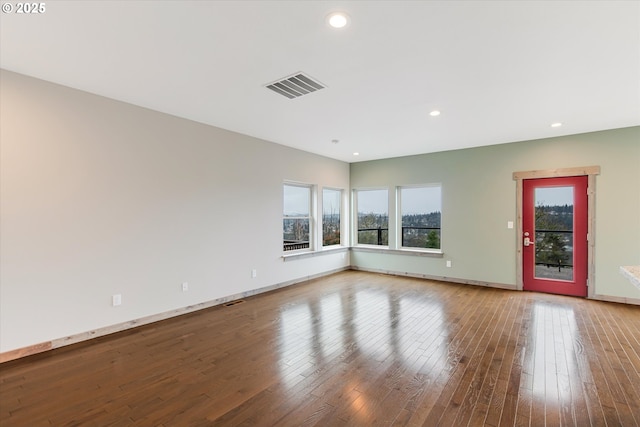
[327,12,350,29]
[353,152,360,156]
[551,122,562,128]
[430,110,441,117]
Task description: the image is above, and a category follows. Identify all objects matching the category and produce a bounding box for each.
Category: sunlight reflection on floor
[276,283,449,402]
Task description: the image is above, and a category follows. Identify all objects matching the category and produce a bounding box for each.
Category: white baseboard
[591,293,640,306]
[349,265,517,290]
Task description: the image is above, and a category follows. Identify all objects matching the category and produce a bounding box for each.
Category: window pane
[401,186,441,249]
[323,189,341,246]
[284,185,310,217]
[356,189,388,246]
[283,184,310,251]
[283,218,310,250]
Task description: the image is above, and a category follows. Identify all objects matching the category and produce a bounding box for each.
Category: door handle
[524,232,534,247]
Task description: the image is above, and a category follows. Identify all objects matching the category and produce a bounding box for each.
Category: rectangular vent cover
[265,73,326,99]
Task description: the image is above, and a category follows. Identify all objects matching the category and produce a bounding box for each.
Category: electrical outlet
[446,260,452,268]
[112,294,122,306]
[251,269,257,278]
[182,282,189,292]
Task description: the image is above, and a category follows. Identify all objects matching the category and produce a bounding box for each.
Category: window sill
[282,246,349,261]
[351,246,444,258]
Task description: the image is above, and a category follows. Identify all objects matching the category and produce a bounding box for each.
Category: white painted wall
[0,70,350,353]
[350,127,640,300]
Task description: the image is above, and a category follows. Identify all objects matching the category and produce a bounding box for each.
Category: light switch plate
[112,294,122,306]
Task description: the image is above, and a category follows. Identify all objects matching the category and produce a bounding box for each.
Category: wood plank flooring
[2,270,640,426]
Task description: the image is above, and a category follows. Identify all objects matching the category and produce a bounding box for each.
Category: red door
[522,176,588,297]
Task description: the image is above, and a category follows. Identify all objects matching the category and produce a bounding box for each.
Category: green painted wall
[350,127,640,300]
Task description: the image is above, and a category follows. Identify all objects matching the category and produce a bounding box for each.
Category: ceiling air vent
[265,73,326,99]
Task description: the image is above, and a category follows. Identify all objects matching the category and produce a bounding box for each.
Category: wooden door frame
[513,166,600,297]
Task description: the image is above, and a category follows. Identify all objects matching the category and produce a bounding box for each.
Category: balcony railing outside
[401,226,440,248]
[534,229,574,270]
[357,227,388,246]
[284,226,442,250]
[283,240,310,251]
[356,226,441,248]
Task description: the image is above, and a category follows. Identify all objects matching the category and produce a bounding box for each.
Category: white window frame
[283,182,315,253]
[353,188,390,247]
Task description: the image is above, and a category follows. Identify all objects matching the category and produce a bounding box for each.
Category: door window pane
[356,189,388,246]
[534,186,574,281]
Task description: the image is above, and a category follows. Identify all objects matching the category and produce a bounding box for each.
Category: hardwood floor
[2,270,640,426]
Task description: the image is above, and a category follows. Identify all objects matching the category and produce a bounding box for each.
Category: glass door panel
[534,186,574,281]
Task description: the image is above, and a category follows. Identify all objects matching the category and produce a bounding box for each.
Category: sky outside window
[535,186,573,206]
[401,186,441,215]
[323,189,341,216]
[357,189,388,214]
[284,185,309,216]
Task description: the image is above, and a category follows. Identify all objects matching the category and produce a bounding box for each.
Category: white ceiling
[1,1,639,162]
